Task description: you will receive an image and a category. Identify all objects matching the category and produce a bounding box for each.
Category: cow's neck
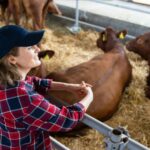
[106,40,125,54]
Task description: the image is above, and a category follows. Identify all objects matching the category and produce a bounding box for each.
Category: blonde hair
[0,47,22,86]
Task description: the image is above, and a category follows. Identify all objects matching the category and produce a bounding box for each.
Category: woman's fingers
[81,81,92,88]
[85,83,93,87]
[81,81,86,88]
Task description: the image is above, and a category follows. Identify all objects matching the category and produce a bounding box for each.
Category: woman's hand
[51,80,94,111]
[79,86,93,111]
[67,81,92,99]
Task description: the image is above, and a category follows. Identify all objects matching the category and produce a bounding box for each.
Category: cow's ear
[46,50,55,59]
[38,50,55,60]
[43,51,55,60]
[117,30,127,39]
[100,31,107,42]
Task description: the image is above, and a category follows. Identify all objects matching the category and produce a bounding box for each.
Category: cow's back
[46,51,132,121]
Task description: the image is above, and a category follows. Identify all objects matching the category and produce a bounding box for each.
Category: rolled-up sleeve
[31,76,52,94]
[23,93,85,132]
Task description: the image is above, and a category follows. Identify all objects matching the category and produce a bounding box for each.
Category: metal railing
[50,136,71,150]
[48,95,149,150]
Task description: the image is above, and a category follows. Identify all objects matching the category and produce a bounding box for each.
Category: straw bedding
[0,17,149,150]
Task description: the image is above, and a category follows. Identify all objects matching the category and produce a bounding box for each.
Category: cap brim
[17,30,44,47]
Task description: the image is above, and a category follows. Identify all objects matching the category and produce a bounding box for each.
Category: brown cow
[126,32,150,60]
[1,0,61,30]
[126,32,150,99]
[6,0,23,25]
[48,0,61,15]
[45,27,132,129]
[22,0,61,30]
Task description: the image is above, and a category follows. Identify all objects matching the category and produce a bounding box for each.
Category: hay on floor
[0,16,149,150]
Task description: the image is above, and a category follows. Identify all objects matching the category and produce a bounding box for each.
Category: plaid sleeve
[32,76,52,88]
[31,76,52,94]
[23,94,85,132]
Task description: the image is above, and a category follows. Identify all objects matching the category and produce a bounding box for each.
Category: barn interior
[0,0,150,149]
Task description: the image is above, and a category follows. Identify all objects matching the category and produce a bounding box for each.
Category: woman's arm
[23,86,93,132]
[50,81,92,92]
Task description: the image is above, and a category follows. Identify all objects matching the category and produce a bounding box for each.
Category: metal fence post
[67,0,81,33]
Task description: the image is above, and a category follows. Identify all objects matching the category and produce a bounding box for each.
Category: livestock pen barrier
[48,95,149,150]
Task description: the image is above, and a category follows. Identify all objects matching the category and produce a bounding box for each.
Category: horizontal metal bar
[82,114,150,150]
[50,136,70,150]
[54,15,135,41]
[47,95,149,150]
[82,114,112,136]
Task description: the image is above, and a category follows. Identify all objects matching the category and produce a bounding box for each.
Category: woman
[0,25,93,150]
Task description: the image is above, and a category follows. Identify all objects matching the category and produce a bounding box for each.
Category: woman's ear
[7,55,17,65]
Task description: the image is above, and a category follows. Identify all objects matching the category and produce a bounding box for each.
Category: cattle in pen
[1,0,61,30]
[44,27,132,129]
[126,32,150,61]
[126,32,150,98]
[22,0,61,30]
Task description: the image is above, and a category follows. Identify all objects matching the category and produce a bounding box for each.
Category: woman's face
[12,45,41,71]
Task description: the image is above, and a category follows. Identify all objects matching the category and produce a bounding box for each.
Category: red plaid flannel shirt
[0,76,85,150]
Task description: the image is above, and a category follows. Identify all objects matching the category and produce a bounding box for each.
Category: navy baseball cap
[0,25,44,58]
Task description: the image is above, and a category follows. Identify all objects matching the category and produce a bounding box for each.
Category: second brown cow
[126,32,150,60]
[126,32,150,99]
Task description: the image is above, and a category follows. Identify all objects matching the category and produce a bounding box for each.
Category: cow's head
[126,32,150,60]
[97,27,127,52]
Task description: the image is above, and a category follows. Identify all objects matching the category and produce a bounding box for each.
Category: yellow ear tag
[119,32,125,39]
[44,55,49,60]
[102,34,106,42]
